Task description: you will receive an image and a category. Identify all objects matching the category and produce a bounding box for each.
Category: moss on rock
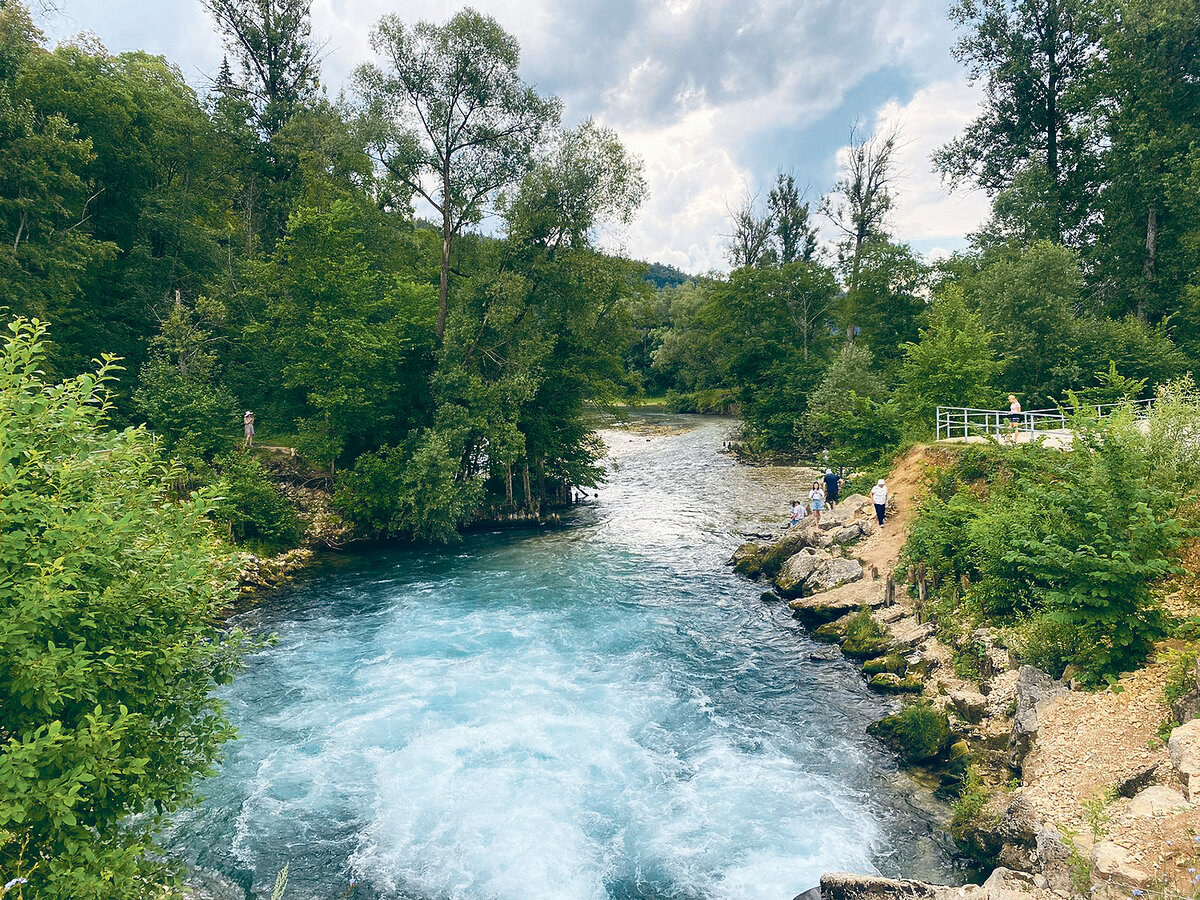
[863,654,908,676]
[867,703,951,763]
[868,673,924,693]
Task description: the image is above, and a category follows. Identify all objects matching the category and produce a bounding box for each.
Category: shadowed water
[170,416,963,899]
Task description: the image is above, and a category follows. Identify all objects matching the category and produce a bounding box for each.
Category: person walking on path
[808,481,826,527]
[1007,395,1022,442]
[872,478,888,526]
[823,468,840,506]
[243,410,255,448]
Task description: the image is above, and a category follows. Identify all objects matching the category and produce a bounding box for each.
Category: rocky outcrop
[814,868,1049,900]
[1008,666,1067,771]
[774,547,831,597]
[1167,719,1200,800]
[807,557,864,593]
[236,548,315,597]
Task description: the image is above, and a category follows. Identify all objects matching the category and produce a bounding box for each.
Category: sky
[41,0,992,274]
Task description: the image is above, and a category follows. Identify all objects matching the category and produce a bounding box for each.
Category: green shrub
[334,429,484,543]
[210,452,302,552]
[0,317,245,898]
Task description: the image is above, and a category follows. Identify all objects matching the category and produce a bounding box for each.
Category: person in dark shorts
[823,468,840,506]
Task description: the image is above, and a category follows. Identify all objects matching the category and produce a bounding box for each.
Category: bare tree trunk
[505,464,514,508]
[1143,206,1158,281]
[522,462,533,512]
[438,216,451,340]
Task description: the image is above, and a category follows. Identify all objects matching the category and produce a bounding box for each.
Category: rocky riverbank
[731,446,1200,900]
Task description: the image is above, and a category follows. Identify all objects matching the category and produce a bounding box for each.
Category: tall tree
[725,191,773,269]
[767,171,819,264]
[821,123,899,295]
[934,0,1102,244]
[201,0,320,138]
[1089,0,1200,322]
[356,9,560,339]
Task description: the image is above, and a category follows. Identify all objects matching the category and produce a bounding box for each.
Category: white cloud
[42,0,987,274]
[860,78,991,250]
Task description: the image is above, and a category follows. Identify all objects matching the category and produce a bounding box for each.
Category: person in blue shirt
[823,468,840,507]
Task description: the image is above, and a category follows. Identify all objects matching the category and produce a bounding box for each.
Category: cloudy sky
[41,0,991,273]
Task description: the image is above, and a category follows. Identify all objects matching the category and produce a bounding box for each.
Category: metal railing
[935,398,1153,442]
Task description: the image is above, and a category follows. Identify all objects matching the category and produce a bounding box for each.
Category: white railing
[935,398,1153,442]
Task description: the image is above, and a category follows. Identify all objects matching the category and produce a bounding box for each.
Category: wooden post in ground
[885,573,895,607]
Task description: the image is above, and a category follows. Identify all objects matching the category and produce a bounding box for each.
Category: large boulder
[1168,719,1200,800]
[1128,784,1188,817]
[1091,840,1151,887]
[807,557,864,593]
[818,873,941,900]
[730,541,766,577]
[1008,666,1067,771]
[819,494,872,530]
[773,547,831,597]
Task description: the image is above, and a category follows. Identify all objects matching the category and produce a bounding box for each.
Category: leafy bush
[900,422,1186,683]
[210,452,302,552]
[335,429,484,543]
[950,766,999,864]
[0,317,245,898]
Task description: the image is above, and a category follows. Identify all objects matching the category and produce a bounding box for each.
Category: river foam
[171,417,960,899]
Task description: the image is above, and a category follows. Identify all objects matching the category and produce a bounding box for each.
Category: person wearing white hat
[871,478,888,526]
[243,410,255,448]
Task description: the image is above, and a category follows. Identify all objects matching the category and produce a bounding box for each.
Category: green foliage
[964,241,1083,406]
[950,766,998,864]
[804,344,900,465]
[0,317,244,899]
[209,452,302,552]
[902,415,1189,683]
[334,432,485,544]
[896,284,1003,433]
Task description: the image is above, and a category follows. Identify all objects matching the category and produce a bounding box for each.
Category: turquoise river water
[169,416,964,900]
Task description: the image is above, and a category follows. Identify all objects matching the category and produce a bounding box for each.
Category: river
[170,416,964,900]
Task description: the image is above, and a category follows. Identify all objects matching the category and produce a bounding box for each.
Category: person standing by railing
[1007,395,1022,442]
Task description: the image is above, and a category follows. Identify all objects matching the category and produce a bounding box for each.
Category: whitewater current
[170,416,963,900]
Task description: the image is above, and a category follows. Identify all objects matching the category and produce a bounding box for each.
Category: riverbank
[733,444,1200,900]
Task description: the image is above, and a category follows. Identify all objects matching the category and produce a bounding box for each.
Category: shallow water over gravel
[170,415,963,899]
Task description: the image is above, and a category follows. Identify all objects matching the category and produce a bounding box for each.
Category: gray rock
[806,557,864,593]
[773,547,831,597]
[981,867,1042,900]
[948,689,988,725]
[819,873,940,900]
[1168,719,1200,800]
[1008,666,1067,771]
[793,887,822,900]
[829,522,865,545]
[1034,829,1073,894]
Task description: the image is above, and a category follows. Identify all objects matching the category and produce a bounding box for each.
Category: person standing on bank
[808,481,826,527]
[1007,394,1022,442]
[872,478,888,526]
[243,410,255,448]
[823,468,840,507]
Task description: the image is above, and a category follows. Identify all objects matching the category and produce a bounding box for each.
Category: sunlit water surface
[170,417,963,900]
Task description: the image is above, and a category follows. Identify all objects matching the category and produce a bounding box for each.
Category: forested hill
[3,0,1200,549]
